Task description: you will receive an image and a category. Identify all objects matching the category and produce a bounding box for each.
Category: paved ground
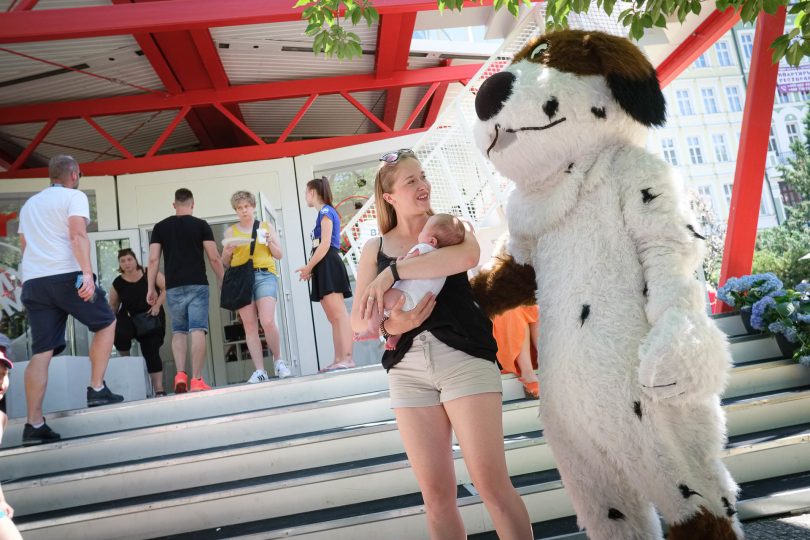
[744,513,810,539]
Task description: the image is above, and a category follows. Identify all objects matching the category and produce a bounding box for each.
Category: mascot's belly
[531,182,649,415]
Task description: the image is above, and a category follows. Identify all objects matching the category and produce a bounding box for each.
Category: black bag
[220,220,259,311]
[131,311,163,338]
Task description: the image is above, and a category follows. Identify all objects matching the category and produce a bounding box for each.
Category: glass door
[258,192,298,374]
[70,230,142,356]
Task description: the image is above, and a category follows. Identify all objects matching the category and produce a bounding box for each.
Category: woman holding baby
[351,149,532,540]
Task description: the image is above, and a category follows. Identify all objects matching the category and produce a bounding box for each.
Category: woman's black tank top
[113,272,162,317]
[376,237,498,370]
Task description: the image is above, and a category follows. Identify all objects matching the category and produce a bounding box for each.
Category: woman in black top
[350,150,532,540]
[109,248,167,397]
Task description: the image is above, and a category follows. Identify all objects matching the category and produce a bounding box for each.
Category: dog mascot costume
[470,30,743,539]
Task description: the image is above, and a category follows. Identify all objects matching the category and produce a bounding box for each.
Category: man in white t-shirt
[18,155,122,446]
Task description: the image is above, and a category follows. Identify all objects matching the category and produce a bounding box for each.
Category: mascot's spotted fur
[472,30,743,539]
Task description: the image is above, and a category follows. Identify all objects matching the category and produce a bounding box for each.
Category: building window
[715,41,733,66]
[676,89,694,116]
[701,88,718,114]
[723,183,733,207]
[725,86,742,112]
[712,134,730,162]
[768,127,779,153]
[698,185,715,211]
[740,33,754,65]
[661,138,678,165]
[801,90,810,101]
[760,188,771,215]
[777,91,792,104]
[786,118,800,145]
[693,54,709,68]
[687,136,704,164]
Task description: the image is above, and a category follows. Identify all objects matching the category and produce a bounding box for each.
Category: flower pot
[775,333,800,359]
[739,306,761,335]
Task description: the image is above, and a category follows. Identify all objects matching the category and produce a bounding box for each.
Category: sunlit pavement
[745,513,810,539]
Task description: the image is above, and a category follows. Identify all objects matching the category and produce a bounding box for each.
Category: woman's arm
[150,272,167,316]
[361,227,480,316]
[221,226,235,268]
[264,222,283,259]
[108,284,120,313]
[297,216,333,279]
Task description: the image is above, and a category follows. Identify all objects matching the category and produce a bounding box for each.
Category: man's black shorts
[21,272,115,355]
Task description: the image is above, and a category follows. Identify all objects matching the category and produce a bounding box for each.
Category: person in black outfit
[109,248,167,397]
[350,149,532,540]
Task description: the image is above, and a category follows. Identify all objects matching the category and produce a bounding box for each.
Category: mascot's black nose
[475,71,516,121]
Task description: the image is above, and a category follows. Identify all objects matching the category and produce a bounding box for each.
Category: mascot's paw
[638,308,731,403]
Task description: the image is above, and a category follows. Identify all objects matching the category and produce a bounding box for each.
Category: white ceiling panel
[215,40,376,85]
[211,20,379,48]
[241,90,386,138]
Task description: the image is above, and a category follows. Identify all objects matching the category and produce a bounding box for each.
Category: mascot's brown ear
[523,31,667,128]
[470,235,537,318]
[582,32,666,127]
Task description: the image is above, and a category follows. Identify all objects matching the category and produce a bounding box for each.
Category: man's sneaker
[274,359,292,379]
[174,371,188,394]
[190,377,211,392]
[87,382,125,407]
[22,420,61,446]
[247,369,269,384]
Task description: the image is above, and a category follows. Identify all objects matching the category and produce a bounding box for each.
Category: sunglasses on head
[379,148,416,165]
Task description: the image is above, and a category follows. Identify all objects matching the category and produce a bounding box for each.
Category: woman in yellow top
[221,191,291,383]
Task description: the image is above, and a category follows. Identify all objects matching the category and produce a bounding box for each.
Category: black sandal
[154,391,167,397]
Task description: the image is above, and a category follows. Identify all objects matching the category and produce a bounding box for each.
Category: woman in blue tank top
[296,177,354,371]
[350,149,532,539]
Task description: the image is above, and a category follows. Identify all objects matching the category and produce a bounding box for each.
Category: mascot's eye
[530,42,549,59]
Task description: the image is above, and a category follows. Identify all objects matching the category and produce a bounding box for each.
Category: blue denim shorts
[253,270,279,301]
[21,271,115,355]
[166,284,209,334]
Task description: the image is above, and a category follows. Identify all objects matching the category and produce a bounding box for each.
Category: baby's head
[418,213,466,248]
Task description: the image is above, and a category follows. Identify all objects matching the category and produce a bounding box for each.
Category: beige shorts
[388,331,502,408]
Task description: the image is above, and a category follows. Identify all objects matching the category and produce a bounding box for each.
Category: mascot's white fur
[471,30,743,539]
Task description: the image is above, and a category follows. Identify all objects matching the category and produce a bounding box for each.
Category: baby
[358,213,466,349]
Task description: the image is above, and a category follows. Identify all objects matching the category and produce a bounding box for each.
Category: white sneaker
[247,369,269,384]
[274,359,292,379]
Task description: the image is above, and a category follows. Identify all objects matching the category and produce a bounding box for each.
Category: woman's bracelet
[380,315,392,339]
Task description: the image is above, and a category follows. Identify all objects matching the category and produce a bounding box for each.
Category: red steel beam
[276,94,318,144]
[8,0,39,11]
[0,0,493,43]
[717,6,786,310]
[146,106,190,157]
[10,119,55,170]
[657,7,741,88]
[84,116,135,159]
[376,13,417,129]
[0,128,428,179]
[402,82,439,130]
[341,91,391,132]
[212,102,264,145]
[0,64,482,125]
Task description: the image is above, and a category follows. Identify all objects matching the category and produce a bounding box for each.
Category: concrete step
[1,365,389,448]
[123,424,808,540]
[11,391,810,539]
[2,324,779,448]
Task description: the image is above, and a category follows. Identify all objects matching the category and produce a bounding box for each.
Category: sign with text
[777,65,810,93]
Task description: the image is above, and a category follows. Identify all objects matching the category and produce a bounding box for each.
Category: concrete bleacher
[3,312,809,539]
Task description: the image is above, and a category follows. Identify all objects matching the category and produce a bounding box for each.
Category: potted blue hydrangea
[750,283,809,366]
[717,273,784,334]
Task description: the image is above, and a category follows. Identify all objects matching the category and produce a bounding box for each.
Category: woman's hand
[148,304,161,317]
[385,293,436,335]
[360,267,395,319]
[296,265,312,281]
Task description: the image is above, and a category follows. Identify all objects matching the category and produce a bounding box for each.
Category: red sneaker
[190,377,211,392]
[174,372,188,394]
